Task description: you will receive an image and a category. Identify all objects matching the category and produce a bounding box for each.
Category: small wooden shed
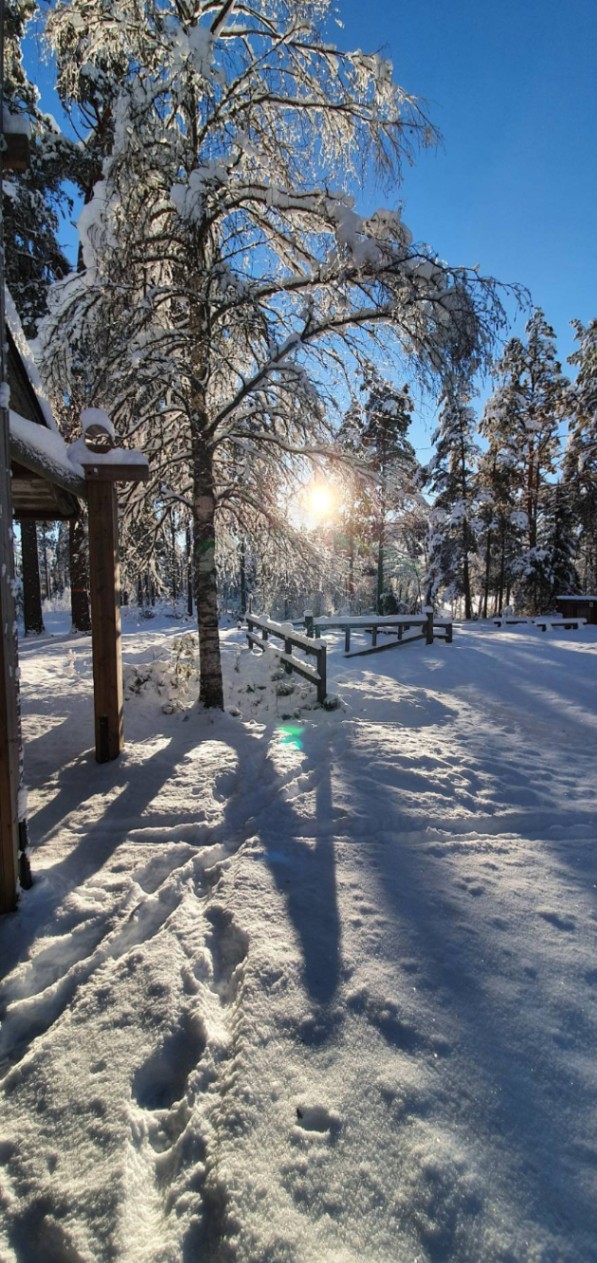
[556,595,597,626]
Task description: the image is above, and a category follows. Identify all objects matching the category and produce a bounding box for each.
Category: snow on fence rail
[246,614,327,703]
[303,609,452,656]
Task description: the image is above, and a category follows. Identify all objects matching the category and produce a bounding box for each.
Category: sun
[307,483,335,521]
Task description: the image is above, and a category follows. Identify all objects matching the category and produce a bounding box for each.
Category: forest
[4,0,597,701]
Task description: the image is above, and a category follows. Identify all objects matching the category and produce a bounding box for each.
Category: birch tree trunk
[192,431,224,708]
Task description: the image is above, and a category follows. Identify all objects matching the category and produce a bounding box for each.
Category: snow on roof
[6,294,146,488]
[5,287,58,432]
[9,410,85,495]
[556,594,597,601]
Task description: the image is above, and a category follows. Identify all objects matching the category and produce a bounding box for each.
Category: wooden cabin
[556,595,597,626]
[1,299,147,913]
[8,326,82,521]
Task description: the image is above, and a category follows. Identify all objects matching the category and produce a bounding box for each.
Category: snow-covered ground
[1,611,597,1263]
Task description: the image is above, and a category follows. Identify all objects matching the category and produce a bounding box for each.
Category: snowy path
[0,618,596,1262]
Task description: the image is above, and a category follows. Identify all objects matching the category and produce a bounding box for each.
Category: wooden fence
[303,610,452,656]
[246,614,327,703]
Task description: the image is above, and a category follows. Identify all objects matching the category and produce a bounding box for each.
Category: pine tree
[341,367,421,612]
[20,520,44,634]
[40,0,506,707]
[564,319,597,590]
[424,370,479,619]
[483,310,571,613]
[477,387,525,615]
[541,481,579,602]
[3,0,72,334]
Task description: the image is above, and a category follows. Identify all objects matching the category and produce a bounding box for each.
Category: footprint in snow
[132,1010,206,1112]
[294,1103,341,1139]
[538,908,576,932]
[204,905,249,1000]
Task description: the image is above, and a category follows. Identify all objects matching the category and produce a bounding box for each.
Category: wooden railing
[246,614,327,703]
[303,609,452,656]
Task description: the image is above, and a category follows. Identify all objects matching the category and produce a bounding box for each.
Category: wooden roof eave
[9,429,86,511]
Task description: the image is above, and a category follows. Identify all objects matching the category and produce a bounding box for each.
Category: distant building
[556,595,597,625]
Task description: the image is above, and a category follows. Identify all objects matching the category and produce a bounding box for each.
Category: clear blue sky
[25,0,597,449]
[336,0,597,441]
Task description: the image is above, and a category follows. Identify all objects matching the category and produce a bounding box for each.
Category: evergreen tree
[20,520,44,634]
[341,367,421,612]
[424,370,479,619]
[564,319,597,590]
[40,0,505,707]
[483,310,570,612]
[3,0,72,334]
[541,481,579,602]
[477,387,525,615]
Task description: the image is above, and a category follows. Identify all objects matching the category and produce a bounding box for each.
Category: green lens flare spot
[276,723,304,750]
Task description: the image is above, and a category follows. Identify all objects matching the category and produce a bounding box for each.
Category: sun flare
[307,483,335,520]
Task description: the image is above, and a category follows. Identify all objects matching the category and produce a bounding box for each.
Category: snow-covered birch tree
[40,0,507,707]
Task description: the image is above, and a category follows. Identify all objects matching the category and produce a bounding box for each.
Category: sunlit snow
[0,611,596,1262]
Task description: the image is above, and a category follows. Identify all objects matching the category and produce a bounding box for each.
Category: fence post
[424,605,434,645]
[316,642,327,703]
[248,594,253,615]
[284,634,292,673]
[344,626,351,654]
[304,610,314,638]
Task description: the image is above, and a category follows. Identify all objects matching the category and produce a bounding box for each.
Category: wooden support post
[284,634,293,673]
[84,455,147,763]
[0,405,20,912]
[371,627,378,647]
[304,611,314,638]
[87,479,123,762]
[344,626,351,654]
[424,606,434,645]
[316,642,327,704]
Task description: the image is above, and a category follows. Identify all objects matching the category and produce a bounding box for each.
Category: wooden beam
[87,479,124,762]
[0,405,20,912]
[83,461,148,483]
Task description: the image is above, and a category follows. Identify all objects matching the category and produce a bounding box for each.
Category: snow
[9,410,85,488]
[1,613,597,1262]
[5,289,58,432]
[80,407,116,439]
[68,435,148,470]
[2,108,31,137]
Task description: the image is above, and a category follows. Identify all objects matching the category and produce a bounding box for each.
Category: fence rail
[246,614,327,703]
[303,609,452,655]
